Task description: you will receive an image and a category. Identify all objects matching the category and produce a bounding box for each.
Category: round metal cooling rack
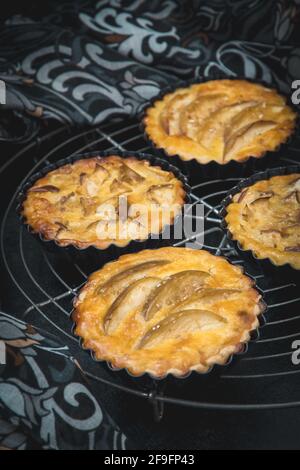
[1,118,300,418]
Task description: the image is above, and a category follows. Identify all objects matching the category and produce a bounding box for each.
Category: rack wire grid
[1,117,300,413]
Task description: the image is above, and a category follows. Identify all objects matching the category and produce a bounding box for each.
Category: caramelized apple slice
[142,270,210,321]
[110,178,132,194]
[147,184,175,205]
[84,164,110,196]
[138,309,227,349]
[288,177,300,192]
[260,228,282,235]
[224,120,277,161]
[284,191,297,203]
[179,94,228,139]
[118,163,145,185]
[94,162,110,179]
[285,245,300,252]
[161,92,195,135]
[96,194,129,219]
[285,178,300,203]
[80,197,98,216]
[85,220,101,231]
[174,288,241,311]
[224,104,262,141]
[29,185,60,193]
[86,181,100,197]
[259,228,283,247]
[160,110,171,134]
[283,223,300,234]
[146,165,173,182]
[245,191,274,208]
[197,101,258,156]
[98,260,170,296]
[103,277,160,334]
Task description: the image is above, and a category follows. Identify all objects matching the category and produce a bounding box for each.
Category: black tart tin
[16,150,191,275]
[220,164,300,283]
[141,74,299,183]
[71,251,267,384]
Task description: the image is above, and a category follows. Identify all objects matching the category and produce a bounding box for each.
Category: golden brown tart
[225,173,300,270]
[144,79,297,165]
[21,155,186,249]
[73,247,264,377]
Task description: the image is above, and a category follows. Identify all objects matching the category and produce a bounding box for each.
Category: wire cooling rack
[1,118,300,416]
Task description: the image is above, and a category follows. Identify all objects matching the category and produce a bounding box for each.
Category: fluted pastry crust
[225,173,300,270]
[21,156,186,249]
[73,247,264,377]
[144,79,296,164]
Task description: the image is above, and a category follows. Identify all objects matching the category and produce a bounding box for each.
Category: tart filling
[144,79,297,164]
[225,173,300,270]
[21,155,186,249]
[73,247,264,377]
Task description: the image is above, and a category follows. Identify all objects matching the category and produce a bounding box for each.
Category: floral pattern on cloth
[0,312,128,450]
[0,0,299,140]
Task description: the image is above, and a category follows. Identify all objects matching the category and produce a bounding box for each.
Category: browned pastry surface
[144,79,296,164]
[21,156,186,249]
[73,247,264,377]
[225,173,300,270]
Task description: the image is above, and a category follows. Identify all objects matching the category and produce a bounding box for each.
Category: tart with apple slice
[73,247,264,378]
[144,79,297,165]
[224,172,300,270]
[20,154,186,250]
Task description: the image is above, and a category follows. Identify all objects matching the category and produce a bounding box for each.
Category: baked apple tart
[20,155,186,250]
[224,173,300,270]
[144,79,297,165]
[73,247,264,377]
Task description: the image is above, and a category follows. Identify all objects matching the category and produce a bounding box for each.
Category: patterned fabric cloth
[0,312,128,450]
[0,0,299,140]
